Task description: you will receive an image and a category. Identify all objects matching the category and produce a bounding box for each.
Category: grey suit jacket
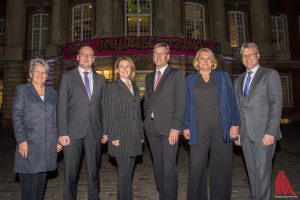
[143,66,185,135]
[57,67,106,139]
[234,66,283,142]
[103,80,144,157]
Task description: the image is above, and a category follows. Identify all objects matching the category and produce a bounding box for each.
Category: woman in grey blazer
[103,56,144,200]
[12,58,62,200]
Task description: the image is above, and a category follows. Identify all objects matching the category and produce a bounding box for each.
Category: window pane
[72,4,92,41]
[270,16,287,51]
[228,11,245,47]
[185,2,206,39]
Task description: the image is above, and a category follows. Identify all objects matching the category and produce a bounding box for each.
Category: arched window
[228,11,246,47]
[31,14,48,50]
[72,3,92,41]
[185,2,206,39]
[270,15,287,51]
[125,0,152,36]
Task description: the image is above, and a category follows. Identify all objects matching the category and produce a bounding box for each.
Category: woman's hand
[57,144,63,152]
[112,140,120,146]
[183,129,190,140]
[18,141,28,158]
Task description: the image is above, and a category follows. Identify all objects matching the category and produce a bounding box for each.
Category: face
[241,48,260,70]
[153,46,170,69]
[197,51,214,72]
[117,60,132,79]
[30,64,47,86]
[77,46,95,70]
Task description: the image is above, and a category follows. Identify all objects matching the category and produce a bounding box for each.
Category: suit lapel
[154,66,171,93]
[240,72,246,98]
[27,83,44,105]
[247,67,263,98]
[72,68,90,100]
[148,72,155,94]
[90,71,99,101]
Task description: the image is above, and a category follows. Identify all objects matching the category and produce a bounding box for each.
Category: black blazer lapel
[240,72,246,98]
[148,72,155,93]
[27,83,45,105]
[90,71,99,101]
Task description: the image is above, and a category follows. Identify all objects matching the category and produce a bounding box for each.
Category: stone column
[46,0,64,57]
[208,0,231,54]
[251,0,272,57]
[3,0,26,127]
[112,0,123,36]
[163,0,182,36]
[95,0,113,37]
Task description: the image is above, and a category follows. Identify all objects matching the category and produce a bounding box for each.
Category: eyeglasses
[153,51,169,56]
[79,53,94,59]
[31,70,47,75]
[242,53,257,58]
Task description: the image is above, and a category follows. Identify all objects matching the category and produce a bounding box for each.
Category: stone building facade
[0,0,300,127]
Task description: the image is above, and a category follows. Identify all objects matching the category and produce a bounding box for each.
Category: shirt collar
[156,65,168,74]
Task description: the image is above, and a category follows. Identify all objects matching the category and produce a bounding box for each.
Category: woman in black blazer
[103,56,144,200]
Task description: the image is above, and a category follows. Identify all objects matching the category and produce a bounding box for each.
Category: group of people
[12,42,282,200]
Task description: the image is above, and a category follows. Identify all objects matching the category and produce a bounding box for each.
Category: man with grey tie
[234,42,283,200]
[57,46,107,200]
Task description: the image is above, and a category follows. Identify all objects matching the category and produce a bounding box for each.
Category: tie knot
[83,71,89,76]
[157,70,161,75]
[247,71,252,75]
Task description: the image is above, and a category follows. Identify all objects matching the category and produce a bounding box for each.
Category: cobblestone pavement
[0,123,299,200]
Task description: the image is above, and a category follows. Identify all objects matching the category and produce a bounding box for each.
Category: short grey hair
[29,58,49,74]
[240,42,260,55]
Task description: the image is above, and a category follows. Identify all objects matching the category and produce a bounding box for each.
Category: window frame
[125,0,152,37]
[71,3,92,41]
[228,11,246,48]
[31,13,48,51]
[270,15,287,51]
[185,2,206,39]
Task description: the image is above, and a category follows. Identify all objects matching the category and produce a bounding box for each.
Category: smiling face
[117,60,132,79]
[153,46,170,69]
[241,48,260,70]
[30,64,48,86]
[197,51,214,72]
[77,46,95,70]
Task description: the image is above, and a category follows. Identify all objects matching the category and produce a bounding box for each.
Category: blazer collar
[246,66,263,97]
[27,82,48,103]
[72,68,96,101]
[116,79,138,97]
[153,66,171,93]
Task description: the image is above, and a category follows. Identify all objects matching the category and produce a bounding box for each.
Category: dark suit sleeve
[266,70,282,135]
[103,83,119,140]
[12,85,27,144]
[183,75,191,130]
[172,70,186,131]
[57,73,69,136]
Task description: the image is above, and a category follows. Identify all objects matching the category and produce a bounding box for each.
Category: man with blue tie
[234,42,283,200]
[57,46,108,200]
[143,43,185,200]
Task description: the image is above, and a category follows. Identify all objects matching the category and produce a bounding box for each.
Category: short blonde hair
[193,48,218,70]
[114,56,136,80]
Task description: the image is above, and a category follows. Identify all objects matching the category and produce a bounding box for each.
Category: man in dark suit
[57,46,107,200]
[234,42,282,200]
[143,43,185,200]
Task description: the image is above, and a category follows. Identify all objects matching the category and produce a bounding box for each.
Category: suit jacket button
[245,106,247,109]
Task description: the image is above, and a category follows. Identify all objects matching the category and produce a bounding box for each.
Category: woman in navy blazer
[12,58,62,200]
[183,48,240,200]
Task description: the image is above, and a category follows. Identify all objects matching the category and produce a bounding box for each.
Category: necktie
[83,71,92,100]
[154,70,161,91]
[243,71,253,97]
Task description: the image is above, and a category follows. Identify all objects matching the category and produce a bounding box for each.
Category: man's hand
[101,135,108,144]
[112,140,120,146]
[183,129,190,140]
[18,141,28,158]
[262,134,275,146]
[234,135,241,146]
[169,130,179,145]
[58,135,70,146]
[230,126,239,139]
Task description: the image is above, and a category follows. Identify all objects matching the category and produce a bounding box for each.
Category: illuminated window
[96,69,113,81]
[31,14,48,50]
[185,2,206,39]
[72,4,92,41]
[228,11,246,47]
[270,16,287,51]
[0,19,5,46]
[125,0,152,36]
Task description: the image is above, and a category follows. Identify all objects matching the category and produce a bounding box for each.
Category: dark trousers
[187,130,233,200]
[242,132,276,200]
[115,156,136,200]
[19,172,47,200]
[63,131,101,200]
[147,121,178,200]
